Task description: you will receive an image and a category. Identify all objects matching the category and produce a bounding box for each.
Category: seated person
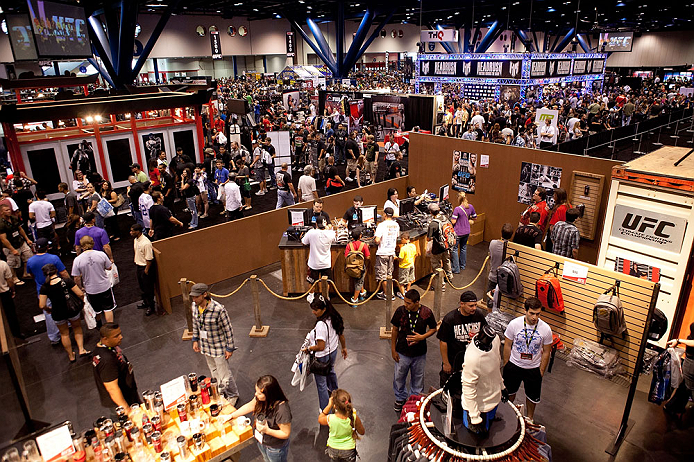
[340,195,363,229]
[310,198,330,228]
[406,186,429,212]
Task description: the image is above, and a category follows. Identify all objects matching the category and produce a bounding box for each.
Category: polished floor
[2,242,693,461]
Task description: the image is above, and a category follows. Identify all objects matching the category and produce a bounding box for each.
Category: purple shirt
[452,204,477,236]
[74,225,109,251]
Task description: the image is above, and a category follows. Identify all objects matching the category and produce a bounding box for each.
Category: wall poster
[518,161,562,206]
[452,150,477,193]
[614,257,660,283]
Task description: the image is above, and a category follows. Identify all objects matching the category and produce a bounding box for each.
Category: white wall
[606,32,694,68]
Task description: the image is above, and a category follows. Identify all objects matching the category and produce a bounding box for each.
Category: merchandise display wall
[407,133,620,263]
[152,177,409,312]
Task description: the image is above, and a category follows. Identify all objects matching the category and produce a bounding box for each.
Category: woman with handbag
[85,183,106,229]
[38,263,90,363]
[100,181,122,241]
[229,375,292,462]
[450,191,477,273]
[303,296,348,411]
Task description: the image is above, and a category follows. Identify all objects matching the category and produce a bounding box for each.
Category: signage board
[610,205,688,253]
[210,30,222,60]
[286,31,295,57]
[420,29,459,42]
[419,59,522,79]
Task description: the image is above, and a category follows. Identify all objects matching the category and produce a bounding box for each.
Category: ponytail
[332,389,360,441]
[345,401,359,440]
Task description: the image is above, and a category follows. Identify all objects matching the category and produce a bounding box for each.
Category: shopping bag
[97,197,115,218]
[107,262,120,286]
[84,298,97,329]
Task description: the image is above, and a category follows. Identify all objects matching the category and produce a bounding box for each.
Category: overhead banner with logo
[420,29,459,42]
[529,59,572,78]
[210,30,222,60]
[286,31,295,57]
[419,59,522,79]
[610,205,687,253]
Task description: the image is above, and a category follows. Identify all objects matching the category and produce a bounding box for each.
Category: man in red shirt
[520,187,549,232]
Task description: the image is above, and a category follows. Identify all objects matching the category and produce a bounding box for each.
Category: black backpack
[647,308,668,341]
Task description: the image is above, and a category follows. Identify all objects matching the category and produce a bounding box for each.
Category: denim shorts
[326,446,358,462]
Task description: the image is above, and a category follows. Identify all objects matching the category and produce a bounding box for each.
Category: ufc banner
[610,205,687,253]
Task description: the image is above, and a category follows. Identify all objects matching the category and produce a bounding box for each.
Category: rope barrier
[326,280,382,306]
[257,278,319,301]
[186,278,251,298]
[442,255,490,291]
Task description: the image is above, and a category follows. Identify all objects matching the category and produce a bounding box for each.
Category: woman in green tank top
[318,389,366,462]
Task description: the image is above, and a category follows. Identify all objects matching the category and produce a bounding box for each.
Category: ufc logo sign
[621,213,675,238]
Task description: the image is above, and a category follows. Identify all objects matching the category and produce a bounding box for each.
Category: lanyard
[407,309,419,333]
[523,319,539,349]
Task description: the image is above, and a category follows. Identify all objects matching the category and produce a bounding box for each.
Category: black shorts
[37,225,57,241]
[503,361,543,404]
[87,288,116,313]
[307,267,332,284]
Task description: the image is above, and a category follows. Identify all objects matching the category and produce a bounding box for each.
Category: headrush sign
[420,29,459,42]
[610,205,687,253]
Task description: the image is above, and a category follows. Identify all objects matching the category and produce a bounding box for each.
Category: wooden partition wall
[501,241,658,377]
[152,177,409,312]
[407,133,620,263]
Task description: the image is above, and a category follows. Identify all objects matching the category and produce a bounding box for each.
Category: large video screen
[6,13,38,61]
[27,0,92,58]
[599,32,634,52]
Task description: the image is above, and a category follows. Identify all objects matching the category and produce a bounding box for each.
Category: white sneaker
[255,191,265,196]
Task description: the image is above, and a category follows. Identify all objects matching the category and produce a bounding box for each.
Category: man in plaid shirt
[550,208,581,259]
[190,283,239,405]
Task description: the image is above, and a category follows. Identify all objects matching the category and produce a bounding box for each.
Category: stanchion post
[433,269,444,322]
[380,276,393,339]
[320,276,329,300]
[180,278,194,341]
[249,275,269,338]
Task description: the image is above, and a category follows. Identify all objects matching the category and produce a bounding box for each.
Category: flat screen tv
[599,32,634,52]
[6,13,38,61]
[27,0,92,58]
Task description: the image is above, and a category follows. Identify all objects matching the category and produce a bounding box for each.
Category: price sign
[36,424,75,462]
[160,375,188,411]
[562,261,589,284]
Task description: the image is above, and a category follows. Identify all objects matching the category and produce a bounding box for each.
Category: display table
[279,227,432,296]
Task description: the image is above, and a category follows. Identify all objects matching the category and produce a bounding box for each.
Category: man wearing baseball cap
[437,291,487,386]
[190,283,239,405]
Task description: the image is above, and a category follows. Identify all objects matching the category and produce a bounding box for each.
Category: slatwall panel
[498,242,658,378]
[569,171,604,240]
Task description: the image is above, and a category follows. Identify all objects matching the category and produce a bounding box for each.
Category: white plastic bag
[291,333,314,391]
[107,262,120,286]
[668,347,684,390]
[84,298,97,329]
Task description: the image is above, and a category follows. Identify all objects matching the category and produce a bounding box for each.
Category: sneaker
[359,291,367,301]
[376,292,386,300]
[345,177,353,182]
[391,295,397,301]
[350,297,358,307]
[200,214,208,219]
[255,191,265,196]
[220,211,227,215]
[396,292,405,300]
[394,400,405,412]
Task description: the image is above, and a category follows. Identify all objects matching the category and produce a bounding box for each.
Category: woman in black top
[180,168,198,229]
[38,263,89,363]
[229,375,292,461]
[664,322,694,417]
[100,180,121,241]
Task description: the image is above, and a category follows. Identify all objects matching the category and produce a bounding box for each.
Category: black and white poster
[518,162,562,205]
[499,85,521,106]
[452,151,477,193]
[67,140,97,175]
[141,132,164,164]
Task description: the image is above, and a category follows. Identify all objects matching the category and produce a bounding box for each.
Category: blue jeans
[95,213,105,229]
[393,353,426,402]
[276,190,295,209]
[450,234,469,273]
[315,349,338,409]
[186,197,198,228]
[44,299,60,342]
[257,439,290,462]
[130,203,144,227]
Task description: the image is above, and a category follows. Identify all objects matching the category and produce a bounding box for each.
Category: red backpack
[536,264,565,313]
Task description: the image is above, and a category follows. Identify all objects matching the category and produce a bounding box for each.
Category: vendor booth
[415,52,608,102]
[277,65,331,89]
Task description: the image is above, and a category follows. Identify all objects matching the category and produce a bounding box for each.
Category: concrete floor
[2,242,693,461]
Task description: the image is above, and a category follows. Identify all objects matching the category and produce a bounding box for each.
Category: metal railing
[555,108,694,160]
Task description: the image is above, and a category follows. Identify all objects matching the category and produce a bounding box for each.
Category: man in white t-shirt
[28,190,58,248]
[502,297,553,422]
[298,165,318,202]
[374,207,401,300]
[383,140,400,170]
[72,235,115,324]
[301,216,336,291]
[539,119,556,149]
[138,182,154,233]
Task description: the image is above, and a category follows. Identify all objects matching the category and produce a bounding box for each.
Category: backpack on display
[433,218,457,250]
[345,241,366,278]
[497,256,524,299]
[647,308,668,341]
[536,264,565,313]
[593,285,627,341]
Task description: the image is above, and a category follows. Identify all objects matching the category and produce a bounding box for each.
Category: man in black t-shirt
[149,192,182,240]
[275,163,297,209]
[127,177,146,228]
[513,211,543,250]
[391,289,437,412]
[92,323,141,410]
[341,195,363,229]
[310,198,330,227]
[437,291,487,386]
[344,131,360,182]
[389,152,403,179]
[157,164,175,210]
